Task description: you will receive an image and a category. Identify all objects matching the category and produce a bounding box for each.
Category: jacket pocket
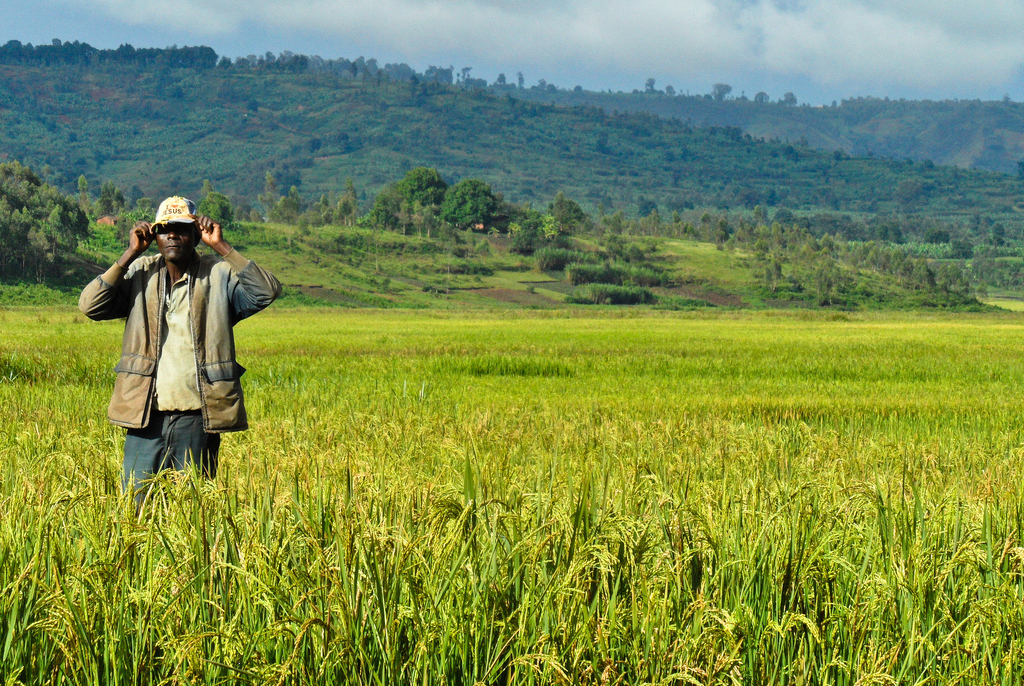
[114,354,157,376]
[201,361,246,383]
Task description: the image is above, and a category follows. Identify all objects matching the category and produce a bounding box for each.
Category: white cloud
[48,0,1024,93]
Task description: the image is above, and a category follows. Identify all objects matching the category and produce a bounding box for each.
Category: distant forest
[0,39,456,84]
[6,38,1024,176]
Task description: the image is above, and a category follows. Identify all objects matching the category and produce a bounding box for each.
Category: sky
[6,0,1024,104]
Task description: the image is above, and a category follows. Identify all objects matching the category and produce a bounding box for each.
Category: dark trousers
[123,410,220,501]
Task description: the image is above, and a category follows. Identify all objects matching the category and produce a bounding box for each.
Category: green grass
[983,297,1024,311]
[2,307,1024,683]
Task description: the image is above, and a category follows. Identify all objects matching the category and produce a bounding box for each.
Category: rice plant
[2,307,1024,684]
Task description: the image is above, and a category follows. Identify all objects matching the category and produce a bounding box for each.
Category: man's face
[155,222,197,263]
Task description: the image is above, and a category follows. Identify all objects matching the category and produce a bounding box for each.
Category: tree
[396,167,447,207]
[369,185,404,230]
[712,83,732,101]
[896,179,925,209]
[198,191,234,225]
[496,73,506,85]
[516,71,524,88]
[95,180,125,216]
[782,92,798,106]
[77,175,89,211]
[270,186,303,224]
[440,179,498,230]
[645,77,656,93]
[762,258,783,293]
[337,178,359,226]
[258,172,278,216]
[813,255,840,305]
[990,223,1006,246]
[508,207,545,253]
[135,196,154,218]
[936,263,969,294]
[754,91,769,104]
[949,239,973,260]
[549,191,589,233]
[637,197,657,217]
[423,65,453,84]
[910,258,936,290]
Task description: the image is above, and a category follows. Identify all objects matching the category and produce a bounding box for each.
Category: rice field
[3,307,1024,684]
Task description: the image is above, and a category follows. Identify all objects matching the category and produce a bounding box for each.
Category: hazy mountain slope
[503,87,1024,174]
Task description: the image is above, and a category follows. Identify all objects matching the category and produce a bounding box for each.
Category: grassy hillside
[48,216,979,312]
[2,61,1023,224]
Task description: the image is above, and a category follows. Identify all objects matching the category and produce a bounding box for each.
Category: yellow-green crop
[2,307,1024,684]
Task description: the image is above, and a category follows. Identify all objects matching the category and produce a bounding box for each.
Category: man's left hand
[197,215,232,256]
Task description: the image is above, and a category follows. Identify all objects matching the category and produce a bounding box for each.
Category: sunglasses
[154,222,197,235]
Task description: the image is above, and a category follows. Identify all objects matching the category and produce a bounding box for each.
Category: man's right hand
[117,221,155,268]
[129,221,155,254]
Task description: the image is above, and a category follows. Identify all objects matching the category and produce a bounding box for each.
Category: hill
[5,203,975,312]
[502,86,1024,176]
[1,49,1023,228]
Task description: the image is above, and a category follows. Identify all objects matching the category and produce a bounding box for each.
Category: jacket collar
[159,250,199,284]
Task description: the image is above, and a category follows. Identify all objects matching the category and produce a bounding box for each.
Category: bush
[198,191,234,226]
[535,248,598,271]
[566,263,624,285]
[565,284,655,305]
[622,265,668,287]
[566,262,668,287]
[445,260,494,276]
[654,296,715,310]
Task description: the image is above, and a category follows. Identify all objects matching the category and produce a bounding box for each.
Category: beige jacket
[79,250,281,432]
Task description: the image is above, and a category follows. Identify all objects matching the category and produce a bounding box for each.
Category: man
[80,196,281,500]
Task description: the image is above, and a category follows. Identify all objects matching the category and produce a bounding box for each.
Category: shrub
[445,260,494,276]
[654,296,715,310]
[565,284,655,305]
[622,265,668,287]
[535,248,598,271]
[566,263,624,285]
[566,262,668,287]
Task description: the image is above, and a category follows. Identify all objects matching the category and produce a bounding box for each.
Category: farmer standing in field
[80,196,281,502]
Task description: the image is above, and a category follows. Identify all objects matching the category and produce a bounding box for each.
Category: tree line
[0,39,465,87]
[0,40,217,70]
[0,157,982,308]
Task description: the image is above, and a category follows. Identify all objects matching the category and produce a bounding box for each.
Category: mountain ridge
[1,41,1023,236]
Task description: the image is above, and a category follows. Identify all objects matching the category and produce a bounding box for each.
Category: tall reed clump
[2,308,1024,684]
[565,283,656,305]
[533,248,599,272]
[565,263,667,288]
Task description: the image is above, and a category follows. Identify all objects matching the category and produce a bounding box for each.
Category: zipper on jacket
[142,263,168,430]
[186,263,209,431]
